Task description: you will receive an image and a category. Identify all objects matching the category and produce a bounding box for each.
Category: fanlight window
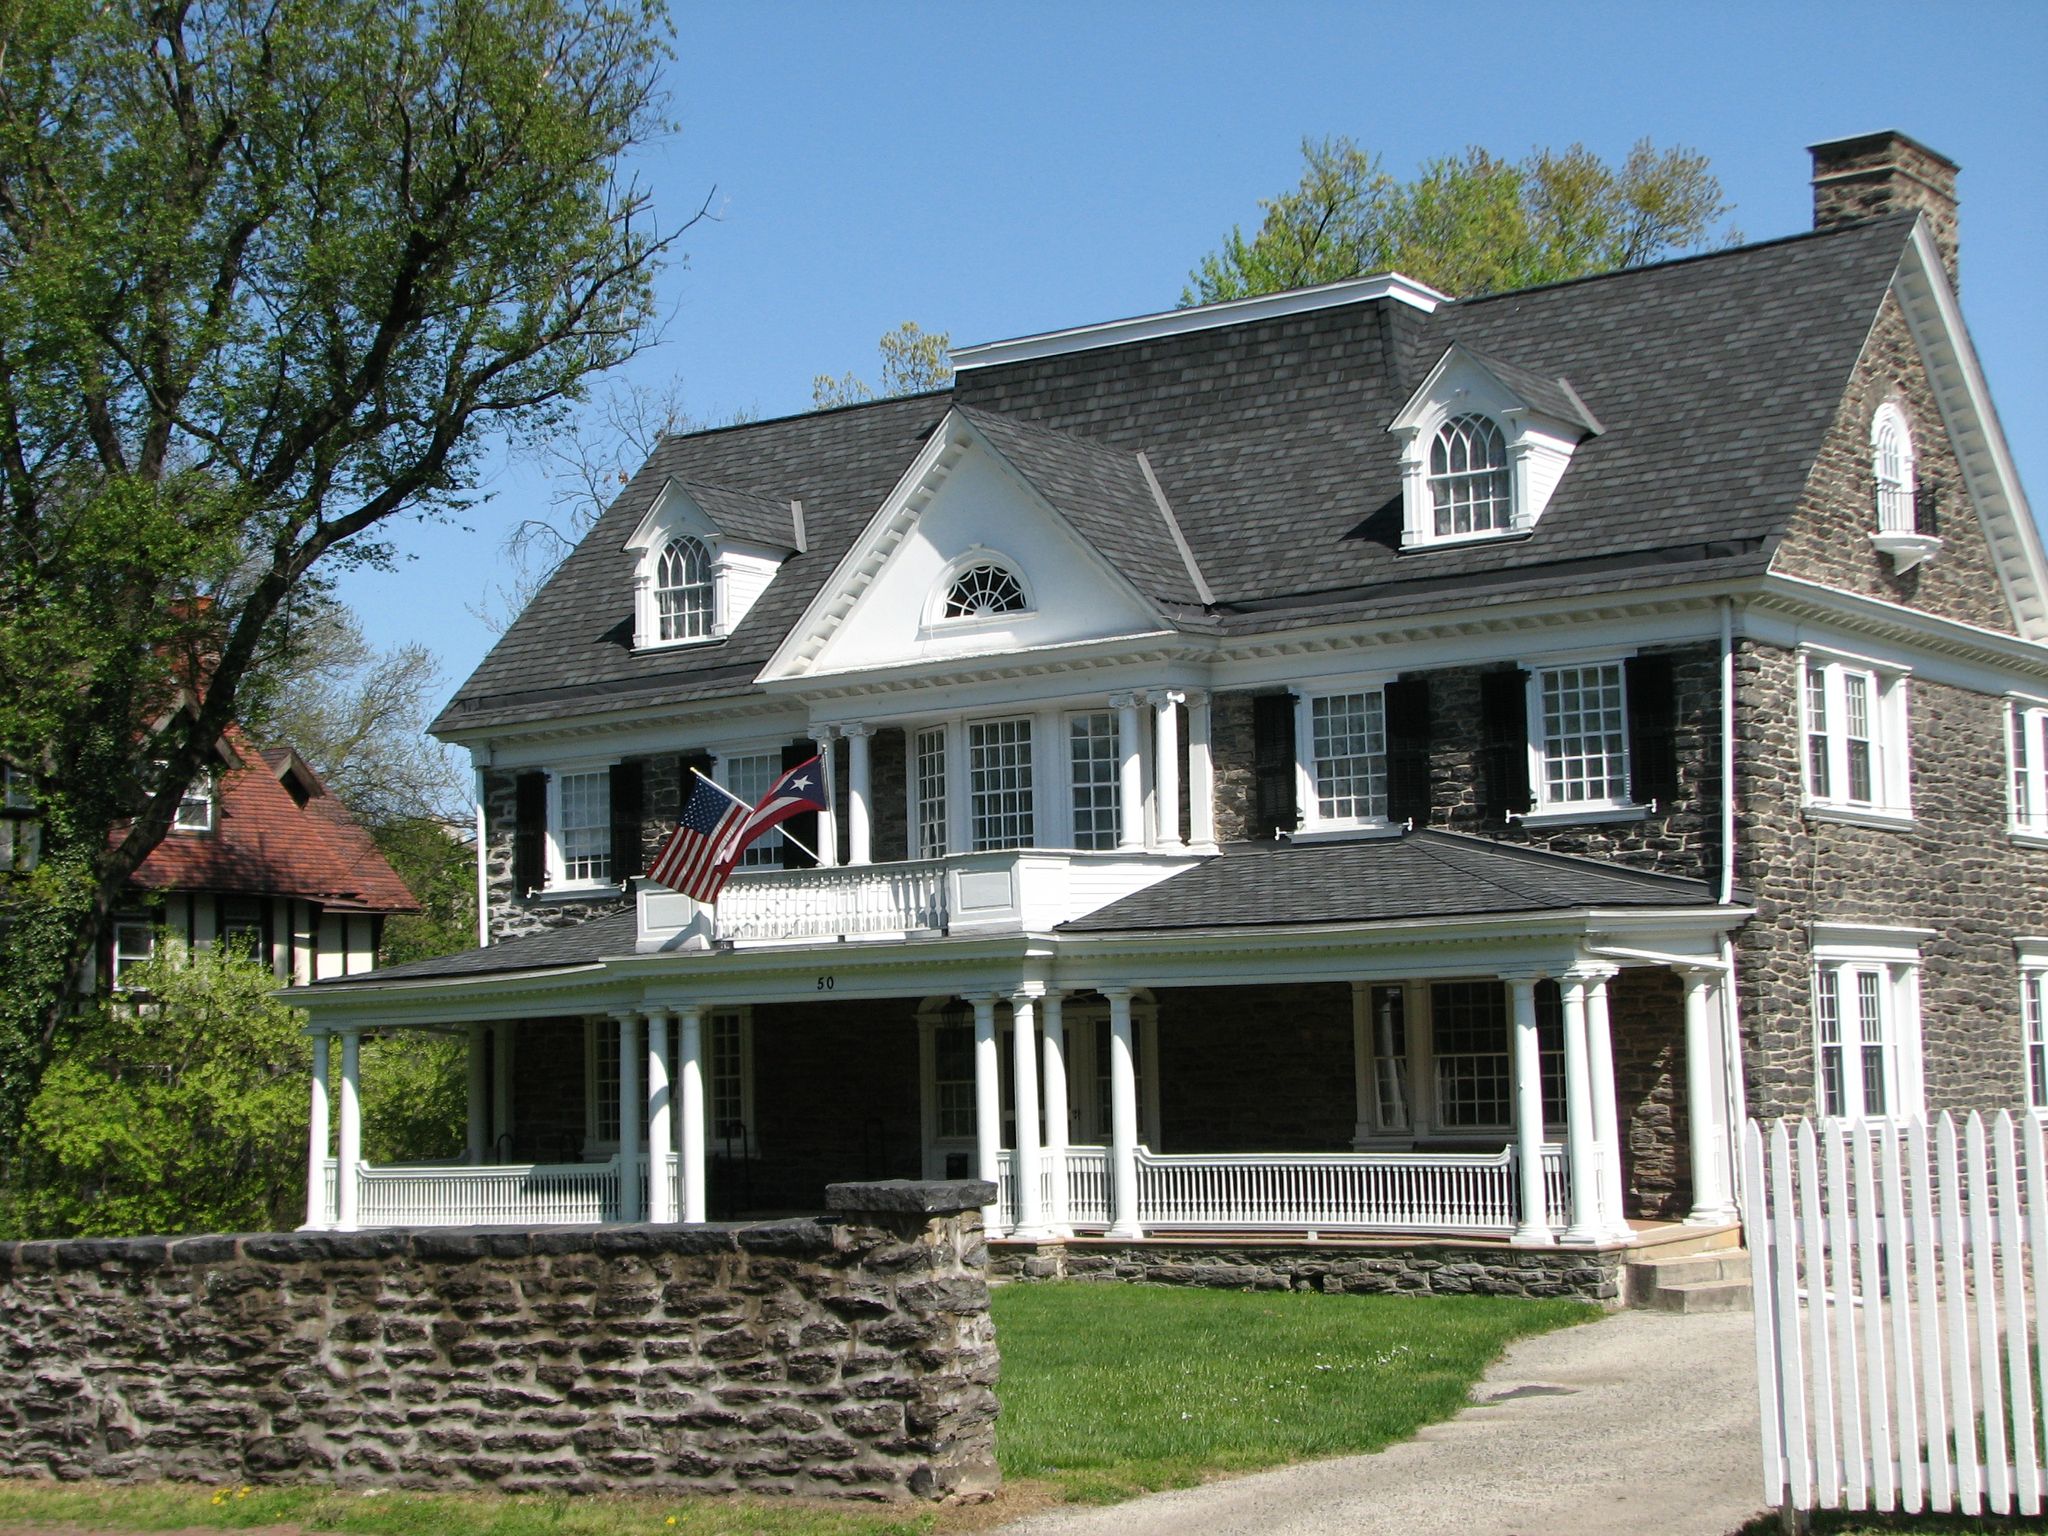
[1428,414,1512,537]
[656,536,713,641]
[942,563,1026,619]
[1873,407,1916,535]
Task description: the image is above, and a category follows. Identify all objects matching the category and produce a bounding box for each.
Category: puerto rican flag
[647,757,829,904]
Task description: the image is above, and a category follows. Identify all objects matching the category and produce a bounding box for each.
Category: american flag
[646,774,750,902]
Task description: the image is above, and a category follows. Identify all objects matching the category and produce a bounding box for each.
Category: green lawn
[0,1283,1593,1535]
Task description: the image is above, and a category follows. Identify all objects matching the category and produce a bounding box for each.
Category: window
[1532,663,1630,811]
[1366,984,1410,1134]
[1811,927,1924,1123]
[1802,654,1910,820]
[0,765,37,873]
[1068,712,1121,850]
[592,1018,621,1144]
[174,774,215,832]
[2010,702,2048,839]
[722,752,783,868]
[656,536,714,642]
[943,563,1027,619]
[1310,691,1387,823]
[933,1018,976,1140]
[914,727,949,858]
[112,917,156,991]
[1872,402,1916,536]
[220,898,264,959]
[2026,966,2048,1114]
[552,769,612,886]
[708,1009,752,1150]
[968,718,1034,850]
[1432,981,1514,1130]
[1429,415,1512,538]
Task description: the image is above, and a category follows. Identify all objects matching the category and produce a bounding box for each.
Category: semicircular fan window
[942,563,1027,619]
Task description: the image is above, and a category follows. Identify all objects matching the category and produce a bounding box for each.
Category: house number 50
[816,975,836,991]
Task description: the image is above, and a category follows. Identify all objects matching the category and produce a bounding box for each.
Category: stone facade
[1153,983,1356,1153]
[0,1184,1000,1502]
[1608,969,1690,1220]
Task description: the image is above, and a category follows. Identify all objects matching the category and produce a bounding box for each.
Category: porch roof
[1058,830,1727,933]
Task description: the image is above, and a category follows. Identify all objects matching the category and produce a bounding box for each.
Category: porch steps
[1625,1243,1752,1313]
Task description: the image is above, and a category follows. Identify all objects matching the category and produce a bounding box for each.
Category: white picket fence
[1746,1111,2048,1519]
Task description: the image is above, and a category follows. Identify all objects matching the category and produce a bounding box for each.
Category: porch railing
[998,1144,1570,1236]
[318,1152,682,1228]
[715,861,946,942]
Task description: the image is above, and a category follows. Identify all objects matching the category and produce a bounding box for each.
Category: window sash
[112,919,156,990]
[1431,981,1514,1130]
[1310,691,1387,822]
[914,727,949,858]
[555,770,612,884]
[1815,961,1898,1121]
[656,538,713,641]
[967,718,1034,851]
[2027,972,2048,1112]
[1428,416,1512,537]
[723,752,784,868]
[1067,712,1121,851]
[174,777,214,832]
[709,1009,749,1144]
[593,1018,621,1143]
[1533,663,1629,808]
[1805,659,1901,812]
[933,1022,976,1140]
[2013,705,2048,836]
[1367,985,1409,1132]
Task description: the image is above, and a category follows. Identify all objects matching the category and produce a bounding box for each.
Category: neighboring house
[294,132,2047,1265]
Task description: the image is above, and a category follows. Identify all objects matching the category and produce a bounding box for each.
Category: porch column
[1040,990,1070,1236]
[1559,975,1601,1244]
[1009,990,1049,1240]
[1111,693,1145,851]
[1152,691,1184,850]
[816,731,840,867]
[1506,976,1553,1247]
[616,1012,642,1223]
[491,1021,514,1158]
[1186,691,1217,853]
[336,1026,362,1231]
[845,723,873,867]
[303,1027,331,1229]
[677,1004,708,1223]
[646,1010,674,1223]
[1683,969,1736,1224]
[1103,986,1143,1239]
[969,995,1002,1233]
[1583,967,1631,1241]
[465,1022,488,1165]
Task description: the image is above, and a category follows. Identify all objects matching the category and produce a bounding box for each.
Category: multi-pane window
[943,564,1027,618]
[554,770,611,884]
[593,1018,621,1143]
[1815,963,1898,1120]
[220,898,264,959]
[968,718,1034,850]
[2025,970,2048,1113]
[1806,666,1833,801]
[2010,703,2048,838]
[1803,656,1907,816]
[0,765,37,873]
[1068,712,1121,850]
[175,775,215,832]
[1428,414,1512,537]
[1310,691,1387,822]
[1092,1017,1148,1146]
[1367,984,1410,1132]
[111,918,156,991]
[1432,981,1513,1129]
[656,536,714,642]
[933,1022,976,1140]
[1535,663,1628,808]
[1534,981,1568,1126]
[914,727,949,858]
[709,1009,749,1144]
[723,752,783,868]
[1872,404,1916,535]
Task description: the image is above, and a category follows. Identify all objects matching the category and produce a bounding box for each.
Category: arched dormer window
[1428,414,1511,538]
[942,562,1027,619]
[1871,402,1916,535]
[656,536,714,641]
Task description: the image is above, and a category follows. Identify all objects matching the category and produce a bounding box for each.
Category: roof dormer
[1388,344,1603,551]
[623,479,802,651]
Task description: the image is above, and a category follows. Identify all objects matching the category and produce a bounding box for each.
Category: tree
[1186,138,1738,304]
[0,0,692,1142]
[812,322,953,410]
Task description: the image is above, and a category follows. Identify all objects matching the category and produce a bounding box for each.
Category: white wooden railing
[715,861,947,942]
[998,1144,1568,1235]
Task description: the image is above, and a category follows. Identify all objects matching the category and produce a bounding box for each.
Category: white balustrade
[715,861,947,943]
[349,1157,624,1227]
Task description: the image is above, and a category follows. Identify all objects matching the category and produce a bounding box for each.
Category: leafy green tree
[0,0,691,1141]
[1187,138,1738,304]
[374,816,479,966]
[813,322,953,409]
[360,1030,467,1167]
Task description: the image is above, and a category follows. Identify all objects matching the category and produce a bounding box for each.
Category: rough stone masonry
[0,1181,1000,1503]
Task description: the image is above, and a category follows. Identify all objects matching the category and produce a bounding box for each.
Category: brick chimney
[1810,131,1960,290]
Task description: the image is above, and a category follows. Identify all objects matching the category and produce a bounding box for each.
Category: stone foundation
[0,1181,999,1503]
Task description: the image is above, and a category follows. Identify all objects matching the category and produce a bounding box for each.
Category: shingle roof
[1453,346,1604,435]
[674,480,800,550]
[309,907,638,986]
[1060,830,1724,933]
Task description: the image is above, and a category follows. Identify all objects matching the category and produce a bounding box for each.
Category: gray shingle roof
[1454,346,1605,435]
[1060,830,1724,933]
[308,909,639,987]
[674,480,801,550]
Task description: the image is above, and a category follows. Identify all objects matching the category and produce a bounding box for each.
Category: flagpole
[688,766,825,865]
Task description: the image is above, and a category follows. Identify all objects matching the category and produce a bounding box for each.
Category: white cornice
[949,273,1450,373]
[1748,572,2048,686]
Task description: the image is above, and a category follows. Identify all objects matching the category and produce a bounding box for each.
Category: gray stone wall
[482,767,630,944]
[0,1185,1000,1503]
[1609,969,1690,1220]
[1153,983,1356,1153]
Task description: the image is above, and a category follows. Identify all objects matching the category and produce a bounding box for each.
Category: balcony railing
[318,1154,680,1228]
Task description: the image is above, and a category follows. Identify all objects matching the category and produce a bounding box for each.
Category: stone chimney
[1810,131,1960,290]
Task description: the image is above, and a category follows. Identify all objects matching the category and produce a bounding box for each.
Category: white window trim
[1526,658,1639,818]
[111,916,157,992]
[1064,707,1123,852]
[1871,399,1918,536]
[1810,924,1927,1125]
[1799,649,1913,825]
[2007,696,2048,845]
[2021,939,2048,1119]
[172,772,215,833]
[1294,679,1399,835]
[624,485,786,653]
[545,759,618,895]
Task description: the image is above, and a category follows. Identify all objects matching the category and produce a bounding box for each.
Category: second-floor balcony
[636,848,1206,950]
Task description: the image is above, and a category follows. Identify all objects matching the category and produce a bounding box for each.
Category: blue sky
[340,0,2048,710]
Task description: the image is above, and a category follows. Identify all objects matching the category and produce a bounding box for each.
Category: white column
[1508,977,1554,1247]
[1040,991,1070,1236]
[1559,975,1601,1244]
[1152,691,1184,850]
[646,1010,674,1223]
[970,995,1002,1233]
[304,1028,331,1229]
[815,731,840,867]
[336,1026,362,1231]
[1683,969,1736,1224]
[1186,691,1217,853]
[1009,990,1048,1240]
[677,1005,707,1223]
[1111,693,1145,851]
[1583,968,1630,1241]
[845,723,873,866]
[465,1022,488,1165]
[1104,986,1143,1239]
[617,1012,642,1223]
[491,1021,513,1157]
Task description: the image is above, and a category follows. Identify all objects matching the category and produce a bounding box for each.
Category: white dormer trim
[1387,345,1595,550]
[623,481,785,651]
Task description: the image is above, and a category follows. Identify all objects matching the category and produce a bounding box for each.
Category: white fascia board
[1747,573,2048,693]
[289,963,618,1025]
[777,636,1209,722]
[1892,221,2048,641]
[439,693,804,764]
[950,273,1450,373]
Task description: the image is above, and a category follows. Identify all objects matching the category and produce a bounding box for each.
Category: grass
[0,1284,1594,1536]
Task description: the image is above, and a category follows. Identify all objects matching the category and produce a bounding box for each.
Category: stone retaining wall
[0,1181,999,1503]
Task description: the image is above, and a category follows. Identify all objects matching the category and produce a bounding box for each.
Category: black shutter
[1915,483,1941,537]
[512,771,547,896]
[780,739,820,868]
[1383,677,1432,827]
[1626,654,1679,809]
[609,760,644,884]
[1477,670,1532,822]
[1251,693,1299,838]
